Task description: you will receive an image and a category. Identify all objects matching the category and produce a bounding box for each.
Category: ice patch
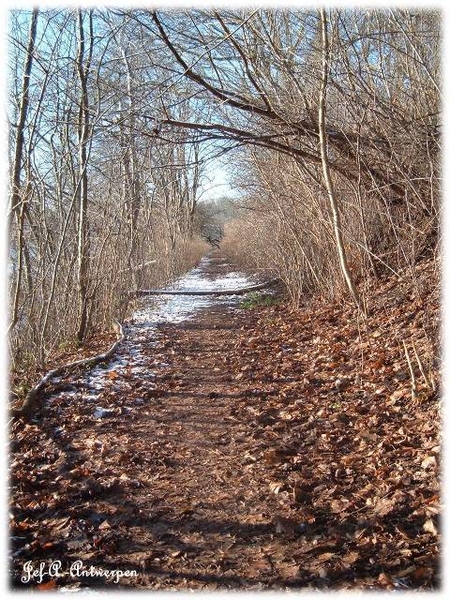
[56,255,255,404]
[133,260,254,327]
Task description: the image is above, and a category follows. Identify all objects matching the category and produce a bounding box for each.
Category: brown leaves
[268,481,284,495]
[421,455,437,470]
[274,516,304,536]
[9,255,440,591]
[37,580,57,591]
[369,493,400,517]
[292,482,311,504]
[222,261,440,589]
[378,572,394,589]
[423,518,438,536]
[340,551,360,568]
[264,448,293,465]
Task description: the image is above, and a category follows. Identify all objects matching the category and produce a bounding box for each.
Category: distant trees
[194,199,232,248]
[8,7,441,371]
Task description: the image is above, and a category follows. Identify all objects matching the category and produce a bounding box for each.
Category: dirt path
[115,303,293,590]
[10,251,440,591]
[11,252,304,590]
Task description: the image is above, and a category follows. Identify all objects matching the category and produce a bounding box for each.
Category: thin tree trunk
[355,121,379,278]
[121,49,141,290]
[76,9,93,342]
[318,8,363,312]
[8,9,39,333]
[9,199,27,335]
[10,8,38,218]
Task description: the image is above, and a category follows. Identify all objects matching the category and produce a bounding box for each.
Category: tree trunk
[318,8,363,312]
[76,9,93,342]
[8,9,39,333]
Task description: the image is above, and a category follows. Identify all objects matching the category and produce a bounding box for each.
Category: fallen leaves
[37,580,57,591]
[268,481,284,495]
[274,516,304,536]
[423,519,438,536]
[221,258,440,590]
[421,455,437,470]
[264,448,294,465]
[9,255,441,591]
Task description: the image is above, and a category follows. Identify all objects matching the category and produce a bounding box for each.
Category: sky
[200,163,236,202]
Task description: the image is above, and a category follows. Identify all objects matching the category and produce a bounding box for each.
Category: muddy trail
[10,251,440,591]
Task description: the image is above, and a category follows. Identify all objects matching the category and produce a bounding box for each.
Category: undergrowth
[240,292,280,310]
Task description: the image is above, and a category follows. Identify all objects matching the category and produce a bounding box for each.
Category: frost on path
[133,254,254,326]
[51,255,254,416]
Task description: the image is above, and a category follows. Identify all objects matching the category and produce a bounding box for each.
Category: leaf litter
[9,252,440,590]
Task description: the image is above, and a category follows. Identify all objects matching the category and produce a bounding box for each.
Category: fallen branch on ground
[15,321,125,420]
[134,278,280,297]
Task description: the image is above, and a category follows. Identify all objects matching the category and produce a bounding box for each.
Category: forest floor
[10,250,441,591]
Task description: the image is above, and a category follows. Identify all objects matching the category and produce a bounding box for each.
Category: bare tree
[8,8,39,334]
[318,8,361,310]
[75,8,94,342]
[7,6,440,375]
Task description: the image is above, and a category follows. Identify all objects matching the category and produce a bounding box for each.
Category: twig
[402,340,417,402]
[411,341,434,390]
[117,260,157,274]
